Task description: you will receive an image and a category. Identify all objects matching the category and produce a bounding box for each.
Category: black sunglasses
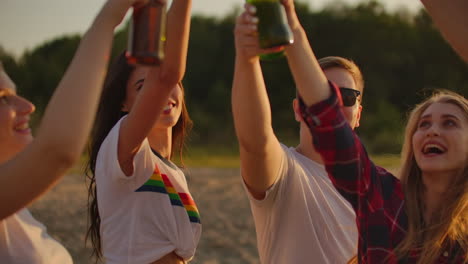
[339,87,361,107]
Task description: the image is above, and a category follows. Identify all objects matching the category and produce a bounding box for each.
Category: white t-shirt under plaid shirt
[243,144,357,264]
[96,116,201,264]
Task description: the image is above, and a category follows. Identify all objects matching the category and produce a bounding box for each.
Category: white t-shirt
[0,209,73,263]
[96,117,201,264]
[244,144,357,264]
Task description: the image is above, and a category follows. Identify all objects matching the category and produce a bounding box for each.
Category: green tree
[3,1,467,154]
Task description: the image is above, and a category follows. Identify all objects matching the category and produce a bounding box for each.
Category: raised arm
[282,0,329,106]
[421,0,468,63]
[281,0,373,207]
[232,5,284,199]
[0,0,145,220]
[117,0,191,175]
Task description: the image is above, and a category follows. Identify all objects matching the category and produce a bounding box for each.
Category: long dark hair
[85,51,192,261]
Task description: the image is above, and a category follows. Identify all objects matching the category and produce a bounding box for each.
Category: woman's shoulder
[99,115,128,150]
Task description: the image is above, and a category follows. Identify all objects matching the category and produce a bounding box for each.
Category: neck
[296,125,323,164]
[422,171,452,223]
[148,127,172,160]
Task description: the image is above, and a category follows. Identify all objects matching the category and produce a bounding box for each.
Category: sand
[29,168,260,264]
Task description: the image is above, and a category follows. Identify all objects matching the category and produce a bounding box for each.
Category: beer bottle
[126,0,167,65]
[246,0,293,50]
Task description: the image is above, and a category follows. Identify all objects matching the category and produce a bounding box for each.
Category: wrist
[290,24,305,37]
[289,26,307,46]
[97,1,131,29]
[236,53,260,65]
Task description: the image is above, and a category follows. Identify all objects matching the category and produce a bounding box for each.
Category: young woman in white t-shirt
[85,0,201,263]
[0,0,146,262]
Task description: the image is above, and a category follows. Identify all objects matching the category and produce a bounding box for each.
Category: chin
[22,135,34,145]
[165,117,180,127]
[419,164,460,175]
[19,139,32,150]
[155,120,178,130]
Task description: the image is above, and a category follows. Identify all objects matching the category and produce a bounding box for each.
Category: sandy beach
[29,168,260,264]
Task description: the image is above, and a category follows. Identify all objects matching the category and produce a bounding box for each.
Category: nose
[426,124,440,137]
[16,96,35,115]
[172,84,181,95]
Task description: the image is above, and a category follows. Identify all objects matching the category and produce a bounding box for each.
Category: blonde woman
[396,91,467,263]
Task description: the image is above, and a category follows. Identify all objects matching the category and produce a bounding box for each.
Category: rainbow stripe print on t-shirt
[135,166,201,224]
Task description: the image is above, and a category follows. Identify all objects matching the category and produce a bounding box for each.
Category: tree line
[1,0,467,154]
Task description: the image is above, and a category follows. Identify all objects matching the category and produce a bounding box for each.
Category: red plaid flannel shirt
[299,82,465,263]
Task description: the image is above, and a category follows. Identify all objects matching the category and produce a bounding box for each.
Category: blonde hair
[347,91,467,264]
[396,90,468,263]
[347,256,358,264]
[318,56,365,94]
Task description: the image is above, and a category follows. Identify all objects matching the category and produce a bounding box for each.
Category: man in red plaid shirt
[280,0,467,263]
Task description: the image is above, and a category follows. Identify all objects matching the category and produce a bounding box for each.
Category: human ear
[293,98,303,122]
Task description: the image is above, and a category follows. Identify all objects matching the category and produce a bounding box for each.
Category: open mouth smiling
[422,143,446,155]
[163,102,176,114]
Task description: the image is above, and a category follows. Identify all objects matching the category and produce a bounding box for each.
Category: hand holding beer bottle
[246,0,293,60]
[126,0,167,65]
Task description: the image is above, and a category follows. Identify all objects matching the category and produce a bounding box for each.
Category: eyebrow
[134,79,145,87]
[420,113,461,121]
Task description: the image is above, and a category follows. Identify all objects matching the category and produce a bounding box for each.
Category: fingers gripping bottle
[126,0,167,65]
[247,0,293,59]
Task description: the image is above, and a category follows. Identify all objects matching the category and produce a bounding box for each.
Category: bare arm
[282,0,329,106]
[118,0,192,174]
[0,0,144,220]
[421,0,468,62]
[232,7,284,199]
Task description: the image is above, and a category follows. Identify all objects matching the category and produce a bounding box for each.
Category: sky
[0,0,423,58]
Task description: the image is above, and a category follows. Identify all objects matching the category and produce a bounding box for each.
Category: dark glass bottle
[247,0,293,50]
[126,0,167,65]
